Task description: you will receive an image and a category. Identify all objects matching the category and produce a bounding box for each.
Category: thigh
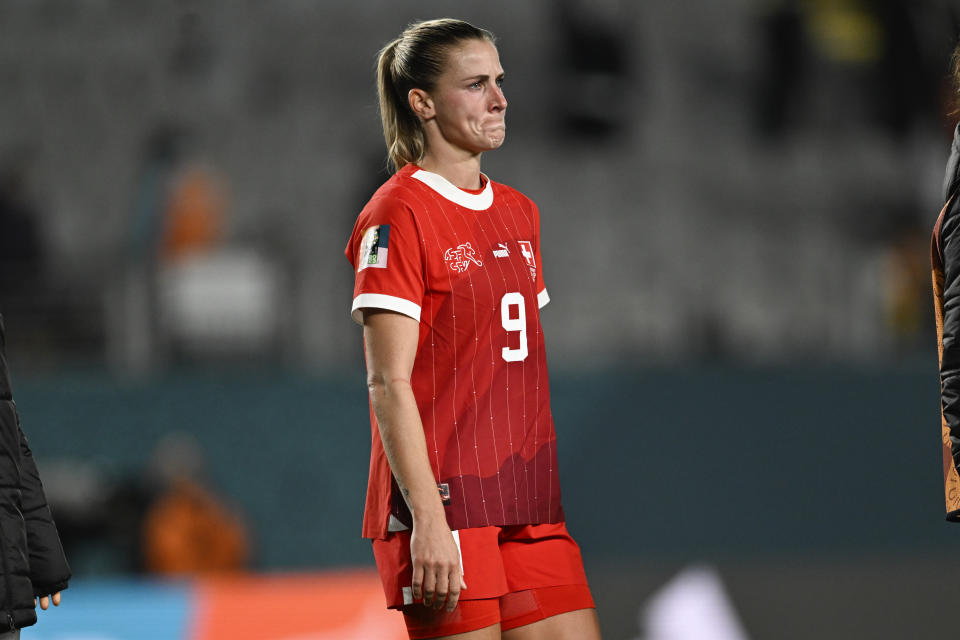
[502,608,600,640]
[430,623,502,640]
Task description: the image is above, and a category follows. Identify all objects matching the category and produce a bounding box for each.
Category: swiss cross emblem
[518,240,536,280]
[444,242,484,273]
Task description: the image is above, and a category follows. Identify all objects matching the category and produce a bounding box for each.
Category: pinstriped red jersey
[346,163,564,539]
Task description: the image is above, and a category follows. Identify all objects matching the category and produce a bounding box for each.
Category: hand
[410,517,467,612]
[35,592,61,611]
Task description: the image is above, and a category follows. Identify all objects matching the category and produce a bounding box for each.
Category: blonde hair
[376,19,495,172]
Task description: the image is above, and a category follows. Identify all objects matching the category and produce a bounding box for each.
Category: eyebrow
[461,72,506,83]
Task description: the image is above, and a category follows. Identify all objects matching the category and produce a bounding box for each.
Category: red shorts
[372,522,595,639]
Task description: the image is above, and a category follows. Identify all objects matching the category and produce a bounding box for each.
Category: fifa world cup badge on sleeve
[358,225,390,272]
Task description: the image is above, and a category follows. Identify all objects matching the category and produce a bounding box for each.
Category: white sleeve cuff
[537,289,550,309]
[351,293,422,325]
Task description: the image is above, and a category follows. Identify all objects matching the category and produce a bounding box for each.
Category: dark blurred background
[1,0,959,638]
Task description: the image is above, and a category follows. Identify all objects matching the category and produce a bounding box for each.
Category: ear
[408,88,435,121]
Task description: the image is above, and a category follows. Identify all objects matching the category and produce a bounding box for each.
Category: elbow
[366,372,412,398]
[366,372,414,428]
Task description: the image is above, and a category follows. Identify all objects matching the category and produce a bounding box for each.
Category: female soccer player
[345,18,601,640]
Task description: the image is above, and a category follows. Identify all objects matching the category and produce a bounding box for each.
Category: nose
[491,85,507,111]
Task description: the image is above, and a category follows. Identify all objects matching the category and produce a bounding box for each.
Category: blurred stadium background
[0,0,957,638]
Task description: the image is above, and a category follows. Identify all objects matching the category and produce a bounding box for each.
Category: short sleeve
[532,201,549,309]
[345,196,424,325]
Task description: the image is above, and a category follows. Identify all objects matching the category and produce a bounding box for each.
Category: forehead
[443,39,503,77]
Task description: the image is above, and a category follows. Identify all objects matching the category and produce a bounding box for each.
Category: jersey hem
[351,293,422,324]
[362,515,568,540]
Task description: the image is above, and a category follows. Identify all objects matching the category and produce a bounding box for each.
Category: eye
[496,77,504,88]
[469,81,483,89]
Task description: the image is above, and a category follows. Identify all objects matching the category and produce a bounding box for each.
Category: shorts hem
[404,606,501,639]
[500,584,596,632]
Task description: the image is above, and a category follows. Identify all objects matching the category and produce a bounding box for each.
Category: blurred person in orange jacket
[141,432,249,575]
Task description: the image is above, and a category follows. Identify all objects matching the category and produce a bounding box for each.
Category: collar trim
[410,169,493,210]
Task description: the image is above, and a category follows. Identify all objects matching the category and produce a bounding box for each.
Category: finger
[39,596,49,610]
[52,592,61,606]
[411,562,424,602]
[421,565,437,607]
[446,569,462,612]
[434,566,449,611]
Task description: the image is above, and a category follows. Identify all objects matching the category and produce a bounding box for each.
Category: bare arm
[363,309,465,611]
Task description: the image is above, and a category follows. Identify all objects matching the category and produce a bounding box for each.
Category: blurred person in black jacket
[0,315,69,637]
[930,42,960,523]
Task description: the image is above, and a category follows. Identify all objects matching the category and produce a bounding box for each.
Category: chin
[486,133,506,149]
[460,134,505,155]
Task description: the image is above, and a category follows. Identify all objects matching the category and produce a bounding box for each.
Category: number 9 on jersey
[500,292,528,362]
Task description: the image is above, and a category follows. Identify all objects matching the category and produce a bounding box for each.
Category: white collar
[410,168,493,210]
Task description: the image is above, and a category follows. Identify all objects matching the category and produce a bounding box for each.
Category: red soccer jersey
[346,163,564,538]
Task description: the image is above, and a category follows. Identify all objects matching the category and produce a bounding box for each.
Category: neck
[418,149,483,190]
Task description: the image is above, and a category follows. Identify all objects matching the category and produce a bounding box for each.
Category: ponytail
[375,19,495,173]
[377,38,427,173]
